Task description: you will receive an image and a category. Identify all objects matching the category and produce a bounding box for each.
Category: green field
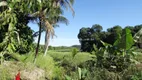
[0,49,142,80]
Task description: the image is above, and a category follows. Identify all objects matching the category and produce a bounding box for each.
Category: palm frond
[69,0,74,5]
[64,0,75,16]
[56,16,69,25]
[43,16,55,39]
[60,0,69,10]
[133,28,142,43]
[53,24,60,28]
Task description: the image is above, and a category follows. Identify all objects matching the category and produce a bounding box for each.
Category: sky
[28,0,142,46]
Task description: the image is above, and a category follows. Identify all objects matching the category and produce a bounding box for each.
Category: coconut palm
[43,0,75,56]
[28,0,75,61]
[44,10,69,56]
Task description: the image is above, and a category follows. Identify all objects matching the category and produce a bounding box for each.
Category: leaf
[72,48,78,58]
[65,75,72,80]
[37,0,41,3]
[101,40,111,47]
[8,23,14,31]
[93,44,98,52]
[11,44,16,51]
[82,68,88,78]
[15,0,20,2]
[8,44,13,52]
[114,28,134,50]
[113,33,121,46]
[78,67,82,79]
[133,28,142,43]
[13,31,20,44]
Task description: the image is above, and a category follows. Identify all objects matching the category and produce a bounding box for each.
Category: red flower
[15,72,20,80]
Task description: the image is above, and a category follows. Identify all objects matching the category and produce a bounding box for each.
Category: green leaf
[65,75,72,80]
[133,28,142,43]
[78,67,82,79]
[81,68,88,78]
[11,43,16,51]
[93,44,98,51]
[37,0,41,3]
[8,44,12,52]
[101,40,112,47]
[114,28,134,50]
[72,48,78,58]
[8,23,14,31]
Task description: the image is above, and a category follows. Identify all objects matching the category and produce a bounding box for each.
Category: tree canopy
[78,24,142,52]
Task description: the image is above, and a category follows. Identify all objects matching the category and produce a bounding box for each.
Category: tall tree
[25,0,75,61]
[106,25,122,44]
[92,24,103,32]
[78,27,94,52]
[43,0,75,56]
[44,9,69,56]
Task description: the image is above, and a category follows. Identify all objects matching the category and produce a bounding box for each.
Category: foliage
[72,48,78,57]
[114,28,134,50]
[94,28,136,72]
[0,1,34,63]
[0,49,141,80]
[131,71,142,80]
[1,1,142,80]
[35,55,57,79]
[23,52,65,79]
[78,24,142,52]
[48,51,94,66]
[48,51,95,79]
[0,0,75,62]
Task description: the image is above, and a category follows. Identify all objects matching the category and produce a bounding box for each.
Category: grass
[23,51,66,79]
[0,51,66,80]
[48,50,96,66]
[0,65,12,80]
[0,50,142,80]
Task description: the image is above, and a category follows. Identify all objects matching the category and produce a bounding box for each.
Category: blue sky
[28,0,142,46]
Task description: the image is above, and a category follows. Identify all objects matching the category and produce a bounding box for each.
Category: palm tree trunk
[44,31,50,56]
[33,17,42,62]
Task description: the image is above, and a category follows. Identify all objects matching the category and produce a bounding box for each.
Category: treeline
[78,24,142,52]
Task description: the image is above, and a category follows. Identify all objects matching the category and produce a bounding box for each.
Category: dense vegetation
[78,24,142,52]
[0,0,142,80]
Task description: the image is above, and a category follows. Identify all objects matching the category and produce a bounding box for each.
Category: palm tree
[29,0,75,61]
[43,0,75,56]
[44,10,69,56]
